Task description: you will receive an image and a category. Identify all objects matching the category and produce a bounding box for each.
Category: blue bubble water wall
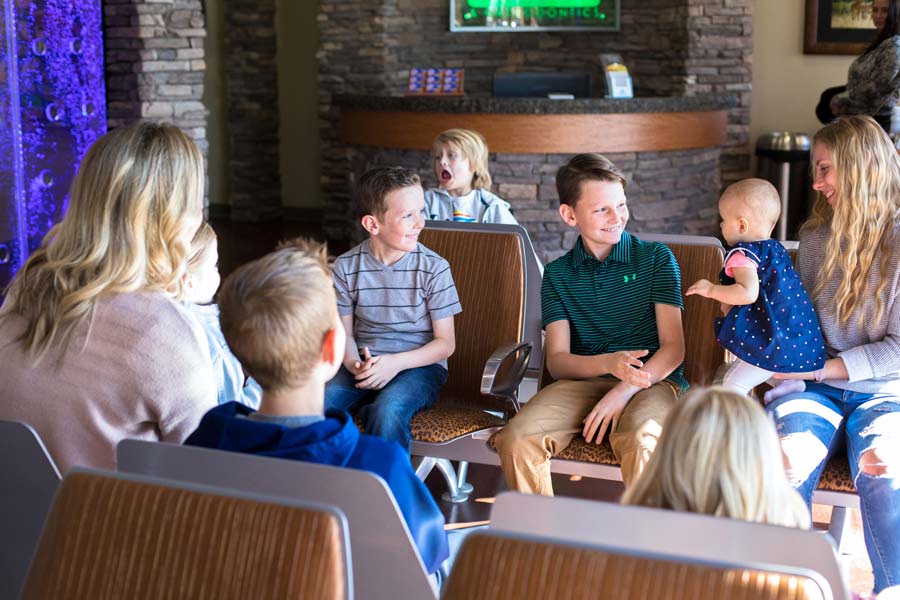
[0,0,106,289]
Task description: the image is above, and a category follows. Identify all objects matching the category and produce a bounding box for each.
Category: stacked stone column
[103,0,208,155]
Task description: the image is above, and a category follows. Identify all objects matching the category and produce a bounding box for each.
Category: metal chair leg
[436,458,471,503]
[828,506,851,554]
[456,460,474,494]
[413,456,437,480]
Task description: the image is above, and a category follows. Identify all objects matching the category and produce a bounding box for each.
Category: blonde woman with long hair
[623,387,810,528]
[0,122,216,472]
[765,115,900,593]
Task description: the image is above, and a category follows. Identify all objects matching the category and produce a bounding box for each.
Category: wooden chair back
[419,227,525,411]
[443,530,828,600]
[118,440,434,600]
[23,469,351,600]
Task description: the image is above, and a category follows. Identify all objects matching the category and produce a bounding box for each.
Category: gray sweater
[833,35,900,117]
[798,224,900,393]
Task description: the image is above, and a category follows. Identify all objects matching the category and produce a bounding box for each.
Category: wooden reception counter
[336,94,736,154]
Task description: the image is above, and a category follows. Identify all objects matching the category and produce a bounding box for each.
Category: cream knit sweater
[798,224,900,393]
[0,291,216,472]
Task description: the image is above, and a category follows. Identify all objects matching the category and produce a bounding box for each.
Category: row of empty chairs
[1,419,850,599]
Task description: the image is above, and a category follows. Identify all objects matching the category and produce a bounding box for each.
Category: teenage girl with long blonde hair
[623,387,810,529]
[0,121,216,472]
[766,115,900,593]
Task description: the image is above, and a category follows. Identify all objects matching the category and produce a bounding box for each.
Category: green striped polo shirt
[542,231,687,390]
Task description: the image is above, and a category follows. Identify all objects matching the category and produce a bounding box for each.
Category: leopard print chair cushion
[816,455,856,494]
[411,407,505,444]
[556,437,619,464]
[487,432,619,465]
[486,430,858,494]
[354,408,504,444]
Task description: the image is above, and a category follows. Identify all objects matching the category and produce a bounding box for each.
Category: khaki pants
[493,378,678,496]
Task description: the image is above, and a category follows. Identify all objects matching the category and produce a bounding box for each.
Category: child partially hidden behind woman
[687,179,826,399]
[182,222,262,408]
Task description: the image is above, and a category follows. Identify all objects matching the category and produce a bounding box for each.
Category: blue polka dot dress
[715,240,826,373]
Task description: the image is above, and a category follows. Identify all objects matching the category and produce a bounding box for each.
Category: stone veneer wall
[220,0,281,221]
[685,0,753,187]
[317,0,752,252]
[103,0,208,156]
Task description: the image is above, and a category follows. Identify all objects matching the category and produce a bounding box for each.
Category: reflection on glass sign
[451,0,619,32]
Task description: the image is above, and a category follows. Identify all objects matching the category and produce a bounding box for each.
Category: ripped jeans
[767,382,900,592]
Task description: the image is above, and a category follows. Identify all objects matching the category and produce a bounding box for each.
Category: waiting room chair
[444,529,832,600]
[411,225,532,501]
[21,468,352,600]
[118,439,434,600]
[0,420,61,599]
[475,491,849,600]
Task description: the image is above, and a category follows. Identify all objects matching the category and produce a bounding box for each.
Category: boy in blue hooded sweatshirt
[184,238,449,576]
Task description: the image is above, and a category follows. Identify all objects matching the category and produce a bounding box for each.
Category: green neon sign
[467,0,600,6]
[452,0,618,31]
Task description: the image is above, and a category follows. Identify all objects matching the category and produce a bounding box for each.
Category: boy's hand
[355,353,402,390]
[603,350,651,388]
[685,279,715,298]
[346,346,375,375]
[582,385,633,444]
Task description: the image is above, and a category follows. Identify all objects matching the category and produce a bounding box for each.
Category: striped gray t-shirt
[332,239,462,369]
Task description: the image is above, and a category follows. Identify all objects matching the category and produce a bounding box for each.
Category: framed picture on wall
[804,0,878,54]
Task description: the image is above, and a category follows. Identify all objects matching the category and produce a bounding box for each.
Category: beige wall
[751,1,855,147]
[204,0,320,212]
[276,0,321,209]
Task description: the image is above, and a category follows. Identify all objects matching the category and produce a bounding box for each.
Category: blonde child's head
[805,115,900,327]
[217,238,342,394]
[183,221,220,304]
[433,128,491,195]
[622,386,811,529]
[717,178,781,246]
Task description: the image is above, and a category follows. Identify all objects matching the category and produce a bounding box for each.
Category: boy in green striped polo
[494,153,687,495]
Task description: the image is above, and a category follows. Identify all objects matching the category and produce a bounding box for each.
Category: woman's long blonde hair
[803,115,900,327]
[622,387,810,529]
[4,121,204,362]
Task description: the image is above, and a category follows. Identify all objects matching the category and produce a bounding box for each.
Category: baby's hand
[686,279,715,298]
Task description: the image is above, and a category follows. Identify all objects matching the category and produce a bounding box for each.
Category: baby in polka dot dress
[686,179,826,397]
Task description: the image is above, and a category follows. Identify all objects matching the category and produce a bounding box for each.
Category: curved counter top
[336,93,736,154]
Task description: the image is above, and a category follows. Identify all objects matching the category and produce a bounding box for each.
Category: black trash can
[756,132,812,241]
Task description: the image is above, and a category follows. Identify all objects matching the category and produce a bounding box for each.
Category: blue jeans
[767,382,900,592]
[324,363,448,451]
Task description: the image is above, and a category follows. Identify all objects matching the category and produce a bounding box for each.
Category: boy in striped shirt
[325,167,462,452]
[494,153,687,495]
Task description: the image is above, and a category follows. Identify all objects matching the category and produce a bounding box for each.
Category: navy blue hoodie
[185,402,449,574]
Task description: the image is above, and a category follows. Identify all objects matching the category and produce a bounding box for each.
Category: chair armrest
[480,341,532,412]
